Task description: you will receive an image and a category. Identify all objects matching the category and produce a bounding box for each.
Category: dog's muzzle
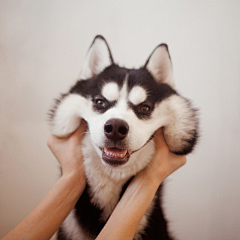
[99,118,155,167]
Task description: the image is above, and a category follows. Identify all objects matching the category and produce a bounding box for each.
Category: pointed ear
[80,35,114,79]
[145,44,174,88]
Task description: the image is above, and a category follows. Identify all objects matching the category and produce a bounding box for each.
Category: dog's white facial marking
[50,94,89,137]
[150,95,197,153]
[128,86,147,105]
[101,82,119,102]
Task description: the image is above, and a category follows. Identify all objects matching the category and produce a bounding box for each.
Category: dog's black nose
[104,119,129,141]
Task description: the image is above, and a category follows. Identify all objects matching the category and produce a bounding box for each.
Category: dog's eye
[96,99,106,107]
[94,97,108,108]
[139,105,150,113]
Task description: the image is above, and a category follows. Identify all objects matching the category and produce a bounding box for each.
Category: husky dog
[49,35,198,240]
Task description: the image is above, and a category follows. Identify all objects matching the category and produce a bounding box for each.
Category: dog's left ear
[145,44,174,88]
[80,35,114,79]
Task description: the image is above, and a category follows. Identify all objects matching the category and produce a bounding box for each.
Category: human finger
[153,128,169,162]
[169,152,187,169]
[165,153,187,178]
[70,119,88,142]
[154,128,168,150]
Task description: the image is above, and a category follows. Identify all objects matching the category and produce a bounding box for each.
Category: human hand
[47,120,88,177]
[140,128,187,185]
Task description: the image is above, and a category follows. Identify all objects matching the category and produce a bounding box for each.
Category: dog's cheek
[162,95,199,155]
[87,114,106,147]
[125,118,155,151]
[50,94,89,137]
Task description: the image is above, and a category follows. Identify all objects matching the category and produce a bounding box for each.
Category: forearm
[96,172,162,240]
[2,173,85,240]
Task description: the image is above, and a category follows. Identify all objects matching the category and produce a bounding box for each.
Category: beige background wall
[1,1,240,239]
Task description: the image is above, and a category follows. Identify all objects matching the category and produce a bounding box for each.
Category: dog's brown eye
[96,99,106,107]
[139,105,150,112]
[94,96,108,108]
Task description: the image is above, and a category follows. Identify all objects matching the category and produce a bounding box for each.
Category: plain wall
[1,1,240,239]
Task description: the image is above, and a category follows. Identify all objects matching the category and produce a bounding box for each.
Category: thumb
[71,119,88,142]
[154,128,168,150]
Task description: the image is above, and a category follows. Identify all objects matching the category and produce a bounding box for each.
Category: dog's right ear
[145,44,174,88]
[80,35,114,79]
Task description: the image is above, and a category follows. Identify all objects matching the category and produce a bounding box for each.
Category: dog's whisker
[77,129,90,139]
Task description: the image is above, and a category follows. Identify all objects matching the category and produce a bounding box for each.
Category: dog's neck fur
[81,133,155,220]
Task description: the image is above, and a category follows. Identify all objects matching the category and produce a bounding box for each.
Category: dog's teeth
[103,148,129,158]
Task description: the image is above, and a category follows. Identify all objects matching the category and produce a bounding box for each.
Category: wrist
[133,169,163,195]
[139,165,165,189]
[61,160,85,180]
[61,170,86,196]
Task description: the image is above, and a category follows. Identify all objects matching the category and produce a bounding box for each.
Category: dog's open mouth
[102,147,132,167]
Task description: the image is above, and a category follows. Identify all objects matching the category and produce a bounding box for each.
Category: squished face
[50,36,198,176]
[70,65,175,167]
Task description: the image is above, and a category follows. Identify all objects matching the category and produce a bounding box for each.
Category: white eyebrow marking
[102,82,119,101]
[128,86,147,105]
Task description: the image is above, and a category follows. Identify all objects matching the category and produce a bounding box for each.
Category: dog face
[50,36,198,171]
[71,65,176,167]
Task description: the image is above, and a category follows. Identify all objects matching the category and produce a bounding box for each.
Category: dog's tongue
[104,147,128,159]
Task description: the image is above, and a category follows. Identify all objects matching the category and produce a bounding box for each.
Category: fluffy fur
[49,35,198,240]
